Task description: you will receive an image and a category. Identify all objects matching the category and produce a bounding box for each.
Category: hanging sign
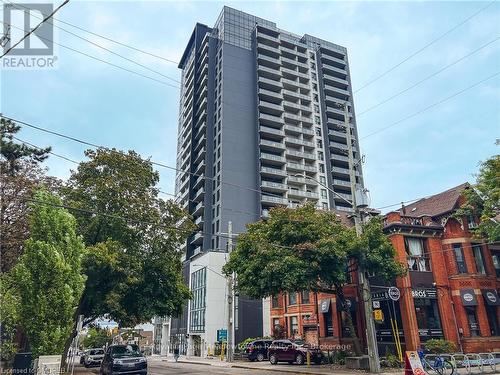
[388,286,401,301]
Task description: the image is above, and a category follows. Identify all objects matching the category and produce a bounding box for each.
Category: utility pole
[226,221,234,363]
[342,103,380,373]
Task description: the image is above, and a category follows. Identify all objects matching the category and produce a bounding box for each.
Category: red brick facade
[268,183,500,353]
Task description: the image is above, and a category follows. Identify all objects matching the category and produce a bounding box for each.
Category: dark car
[268,339,322,365]
[245,339,273,362]
[100,344,147,375]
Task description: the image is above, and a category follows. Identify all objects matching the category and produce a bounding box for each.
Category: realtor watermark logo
[1,2,58,69]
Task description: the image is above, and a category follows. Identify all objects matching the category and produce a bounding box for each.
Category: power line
[353,0,497,93]
[1,0,70,58]
[0,0,179,65]
[360,70,500,140]
[0,21,180,89]
[356,36,500,117]
[1,0,180,84]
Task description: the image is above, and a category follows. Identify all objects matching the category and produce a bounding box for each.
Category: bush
[324,349,352,365]
[424,339,456,354]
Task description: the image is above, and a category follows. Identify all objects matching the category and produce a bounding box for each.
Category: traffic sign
[373,309,384,322]
[388,286,401,301]
[217,329,227,342]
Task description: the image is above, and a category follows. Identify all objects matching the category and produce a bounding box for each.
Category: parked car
[80,350,88,365]
[268,339,322,365]
[100,344,147,375]
[245,339,273,362]
[84,348,105,367]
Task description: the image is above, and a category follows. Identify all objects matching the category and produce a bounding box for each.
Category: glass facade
[189,267,207,332]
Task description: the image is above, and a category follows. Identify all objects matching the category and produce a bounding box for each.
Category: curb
[232,364,328,374]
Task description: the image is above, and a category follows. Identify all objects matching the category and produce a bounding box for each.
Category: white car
[84,348,105,368]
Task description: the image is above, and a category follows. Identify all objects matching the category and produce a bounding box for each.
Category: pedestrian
[173,345,180,362]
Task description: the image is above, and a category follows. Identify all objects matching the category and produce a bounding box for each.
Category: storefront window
[414,298,443,341]
[486,305,499,336]
[466,307,480,336]
[453,244,467,274]
[405,237,430,271]
[324,311,333,337]
[472,245,486,274]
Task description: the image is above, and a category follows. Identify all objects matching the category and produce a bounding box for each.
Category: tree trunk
[335,286,362,356]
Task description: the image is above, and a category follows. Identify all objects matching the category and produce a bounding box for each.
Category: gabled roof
[398,182,470,218]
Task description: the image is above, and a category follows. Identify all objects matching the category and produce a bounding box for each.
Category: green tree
[61,149,194,358]
[0,276,20,363]
[11,190,85,358]
[223,204,405,352]
[0,117,50,175]
[82,326,111,349]
[457,155,500,241]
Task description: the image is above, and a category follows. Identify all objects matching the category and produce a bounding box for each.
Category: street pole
[226,221,234,363]
[342,103,380,373]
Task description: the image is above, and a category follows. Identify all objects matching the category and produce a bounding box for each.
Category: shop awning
[460,289,478,306]
[319,299,330,313]
[482,290,500,306]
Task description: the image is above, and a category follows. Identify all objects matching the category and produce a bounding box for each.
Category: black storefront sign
[411,288,437,299]
[319,299,330,313]
[337,297,356,312]
[460,289,478,306]
[372,291,389,301]
[482,289,500,306]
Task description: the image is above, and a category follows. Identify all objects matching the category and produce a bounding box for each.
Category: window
[453,244,467,274]
[404,237,430,271]
[301,291,310,304]
[322,202,328,210]
[317,139,323,148]
[290,316,299,334]
[466,307,479,336]
[319,164,325,173]
[492,252,500,277]
[473,245,486,274]
[314,104,320,113]
[320,176,326,184]
[321,189,327,199]
[288,292,297,305]
[315,116,321,125]
[315,127,322,136]
[189,267,207,332]
[273,318,280,328]
[311,72,317,80]
[271,295,279,308]
[318,151,324,161]
[467,215,478,229]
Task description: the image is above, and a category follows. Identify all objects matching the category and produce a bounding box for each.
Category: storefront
[461,289,480,336]
[482,289,500,336]
[319,299,334,337]
[337,297,357,338]
[412,288,443,341]
[372,290,405,354]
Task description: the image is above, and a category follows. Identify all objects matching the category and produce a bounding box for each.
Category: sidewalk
[161,356,404,375]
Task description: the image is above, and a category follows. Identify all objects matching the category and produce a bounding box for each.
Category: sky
[1,0,499,212]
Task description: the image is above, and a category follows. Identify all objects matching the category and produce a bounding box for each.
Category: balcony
[258,76,283,91]
[261,181,288,193]
[330,141,357,152]
[282,78,310,90]
[194,215,204,227]
[193,187,205,202]
[285,136,315,148]
[332,179,351,188]
[284,124,314,136]
[259,112,283,127]
[283,89,310,101]
[284,112,313,125]
[258,88,282,103]
[324,84,350,98]
[321,54,346,68]
[257,43,280,58]
[260,125,284,138]
[331,166,359,177]
[257,53,281,68]
[259,100,284,116]
[192,146,205,165]
[193,174,205,190]
[194,160,205,175]
[281,67,309,80]
[288,189,319,199]
[191,232,203,245]
[323,65,347,77]
[256,31,280,44]
[261,166,287,177]
[260,152,286,164]
[261,195,288,206]
[286,150,316,161]
[333,192,353,202]
[192,201,204,216]
[260,139,286,151]
[281,56,308,69]
[286,162,316,173]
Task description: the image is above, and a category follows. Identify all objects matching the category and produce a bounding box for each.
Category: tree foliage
[82,326,111,349]
[63,148,194,328]
[10,190,85,358]
[456,155,500,242]
[223,204,405,298]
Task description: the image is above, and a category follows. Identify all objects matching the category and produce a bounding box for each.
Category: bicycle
[418,350,455,375]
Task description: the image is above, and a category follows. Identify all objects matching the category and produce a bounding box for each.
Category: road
[148,361,290,375]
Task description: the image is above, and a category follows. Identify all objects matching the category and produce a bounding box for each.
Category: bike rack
[477,353,496,374]
[451,353,470,374]
[464,353,483,374]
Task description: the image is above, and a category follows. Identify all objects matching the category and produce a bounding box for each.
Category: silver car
[84,348,105,367]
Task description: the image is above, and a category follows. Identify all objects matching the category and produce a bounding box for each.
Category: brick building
[268,183,500,353]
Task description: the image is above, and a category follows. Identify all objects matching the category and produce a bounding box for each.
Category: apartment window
[313,93,319,102]
[322,202,328,210]
[473,245,486,274]
[404,237,430,271]
[290,316,299,334]
[320,176,326,184]
[467,214,478,229]
[318,151,324,161]
[315,116,321,125]
[273,318,280,328]
[492,252,500,277]
[271,295,279,308]
[317,139,323,148]
[311,72,317,80]
[216,220,219,233]
[216,205,220,217]
[310,62,316,69]
[315,127,322,136]
[314,104,320,113]
[288,292,298,305]
[321,189,327,199]
[319,164,325,173]
[301,291,310,304]
[309,52,315,59]
[189,267,206,332]
[453,244,467,274]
